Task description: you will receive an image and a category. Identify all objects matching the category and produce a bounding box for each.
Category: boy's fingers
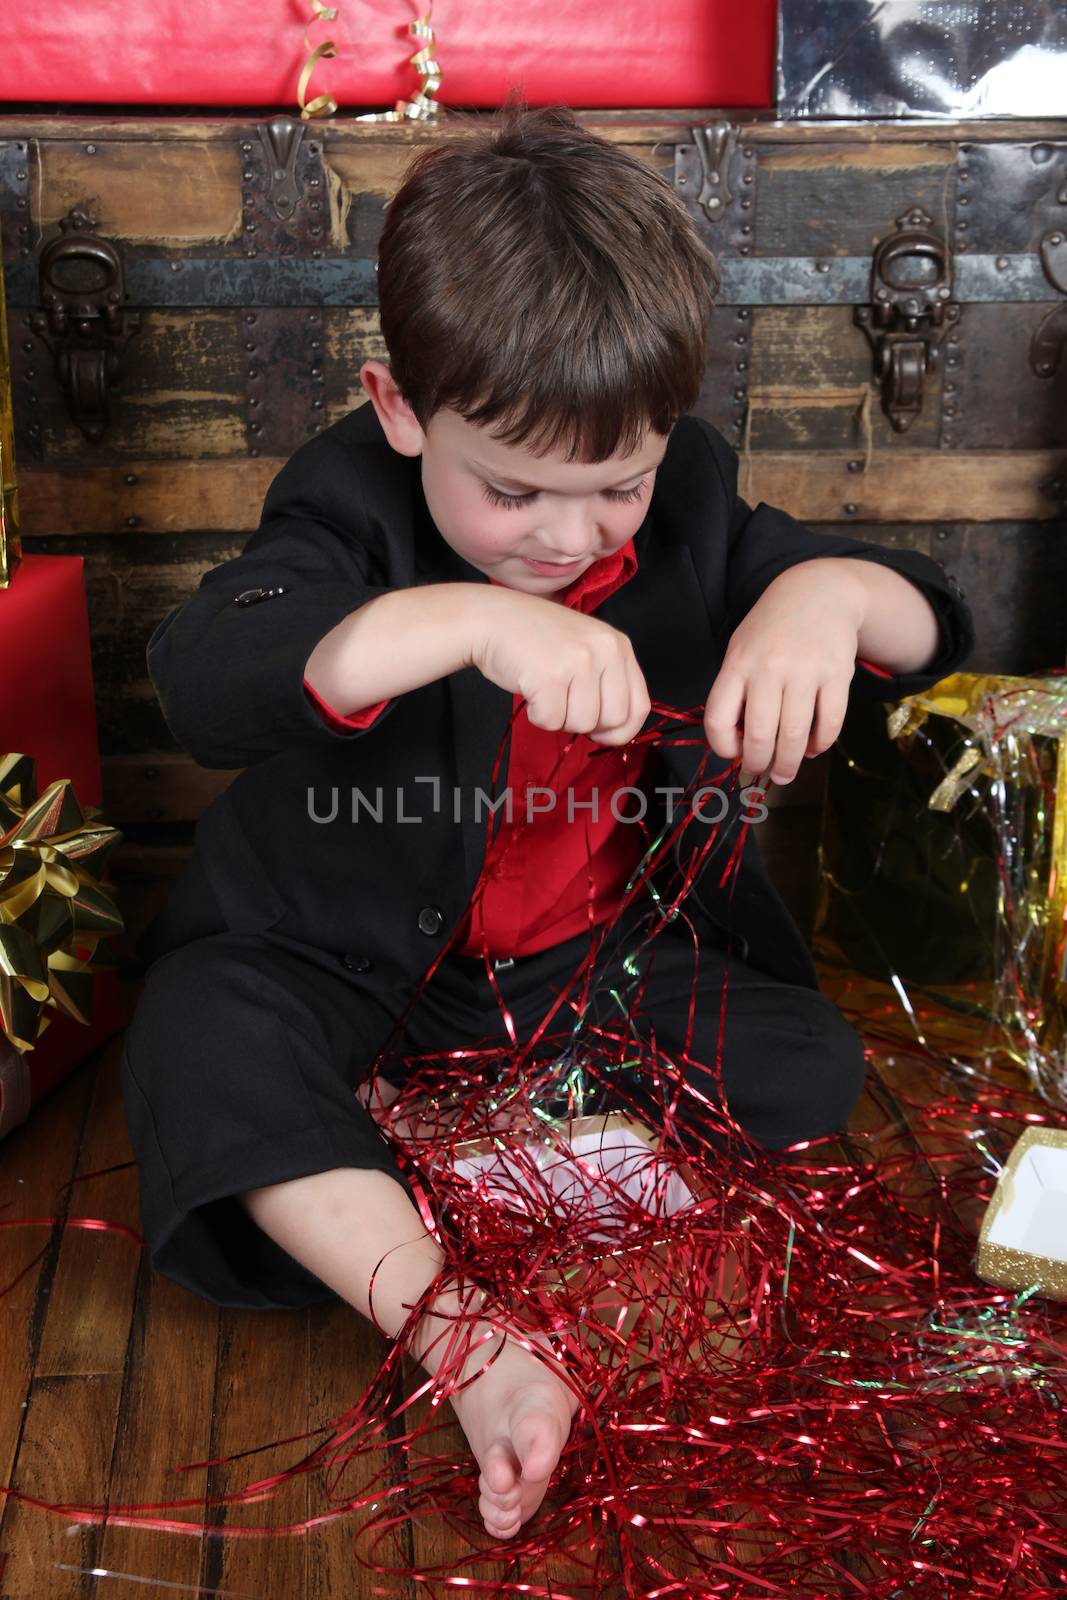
[627,656,652,739]
[526,681,568,732]
[590,661,625,735]
[738,675,782,781]
[562,656,608,734]
[769,678,817,783]
[810,677,850,755]
[703,668,746,759]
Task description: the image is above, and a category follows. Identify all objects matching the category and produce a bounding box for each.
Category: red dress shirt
[303,543,654,958]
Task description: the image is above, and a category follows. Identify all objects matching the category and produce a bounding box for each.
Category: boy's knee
[770,1001,868,1149]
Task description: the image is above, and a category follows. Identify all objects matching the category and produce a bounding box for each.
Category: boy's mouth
[520,556,585,576]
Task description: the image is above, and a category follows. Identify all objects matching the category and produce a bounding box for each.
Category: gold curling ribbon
[356,6,445,124]
[0,753,125,1055]
[298,0,340,121]
[0,216,22,591]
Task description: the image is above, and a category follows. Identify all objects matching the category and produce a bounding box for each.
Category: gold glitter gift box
[977,1126,1067,1302]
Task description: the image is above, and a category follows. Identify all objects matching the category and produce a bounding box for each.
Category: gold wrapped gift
[813,672,1067,1094]
[0,218,21,589]
[976,1126,1067,1302]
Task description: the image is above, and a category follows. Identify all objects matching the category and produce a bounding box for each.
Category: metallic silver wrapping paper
[778,1,1067,119]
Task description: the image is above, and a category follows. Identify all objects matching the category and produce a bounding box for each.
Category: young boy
[121,103,975,1542]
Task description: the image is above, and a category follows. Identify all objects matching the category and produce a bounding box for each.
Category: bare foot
[410,1285,581,1541]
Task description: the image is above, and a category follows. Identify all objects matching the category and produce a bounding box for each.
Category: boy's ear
[359,360,425,457]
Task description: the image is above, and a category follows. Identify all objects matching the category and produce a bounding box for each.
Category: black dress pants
[120,858,867,1310]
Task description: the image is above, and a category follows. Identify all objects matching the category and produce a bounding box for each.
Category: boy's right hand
[466,588,651,747]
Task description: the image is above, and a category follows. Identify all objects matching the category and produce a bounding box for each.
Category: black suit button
[341,953,373,973]
[235,585,290,607]
[417,905,445,936]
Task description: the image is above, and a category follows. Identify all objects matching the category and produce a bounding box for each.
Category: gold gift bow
[0,753,125,1054]
[884,670,1067,1005]
[356,7,445,123]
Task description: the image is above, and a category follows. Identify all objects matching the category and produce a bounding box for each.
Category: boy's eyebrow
[468,455,665,493]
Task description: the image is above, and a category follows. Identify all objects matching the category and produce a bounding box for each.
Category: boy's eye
[481,479,648,510]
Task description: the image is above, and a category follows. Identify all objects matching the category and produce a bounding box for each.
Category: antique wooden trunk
[1,109,1065,960]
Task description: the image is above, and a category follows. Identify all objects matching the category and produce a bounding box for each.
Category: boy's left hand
[703,562,863,787]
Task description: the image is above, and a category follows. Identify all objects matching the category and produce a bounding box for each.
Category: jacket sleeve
[147,436,403,768]
[700,420,977,702]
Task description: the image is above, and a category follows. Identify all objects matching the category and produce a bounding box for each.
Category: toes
[480,1438,519,1496]
[484,1514,521,1540]
[513,1407,565,1485]
[480,1496,521,1532]
[479,1486,520,1518]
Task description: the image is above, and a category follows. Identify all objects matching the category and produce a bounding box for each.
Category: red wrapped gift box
[0,0,775,110]
[0,555,126,1142]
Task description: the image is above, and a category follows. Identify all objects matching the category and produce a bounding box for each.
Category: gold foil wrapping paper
[0,217,21,589]
[813,671,1067,1096]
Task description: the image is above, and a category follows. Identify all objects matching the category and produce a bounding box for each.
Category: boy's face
[361,362,671,599]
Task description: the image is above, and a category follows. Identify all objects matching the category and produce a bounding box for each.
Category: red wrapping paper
[0,0,776,109]
[0,556,125,1138]
[0,555,102,805]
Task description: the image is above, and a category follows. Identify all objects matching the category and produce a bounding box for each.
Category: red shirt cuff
[855,657,893,680]
[303,677,391,730]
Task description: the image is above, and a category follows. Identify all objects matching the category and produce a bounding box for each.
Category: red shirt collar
[488,538,638,614]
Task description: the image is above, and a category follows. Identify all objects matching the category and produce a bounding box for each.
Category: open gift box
[424,1108,751,1364]
[976,1127,1067,1303]
[449,1110,700,1236]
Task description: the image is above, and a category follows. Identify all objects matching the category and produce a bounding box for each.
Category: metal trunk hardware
[28,206,140,443]
[1031,229,1067,378]
[855,208,959,434]
[691,121,738,225]
[257,115,307,223]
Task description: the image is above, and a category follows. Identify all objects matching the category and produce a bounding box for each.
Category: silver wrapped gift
[778,1,1067,119]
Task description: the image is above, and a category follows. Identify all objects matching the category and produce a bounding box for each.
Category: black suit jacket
[142,403,975,990]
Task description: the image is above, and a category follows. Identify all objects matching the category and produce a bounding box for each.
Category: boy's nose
[539,509,598,559]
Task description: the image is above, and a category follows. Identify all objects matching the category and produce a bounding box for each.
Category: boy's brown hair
[374,95,719,463]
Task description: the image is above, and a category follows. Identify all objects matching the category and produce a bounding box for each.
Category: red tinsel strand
[0,702,1065,1595]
